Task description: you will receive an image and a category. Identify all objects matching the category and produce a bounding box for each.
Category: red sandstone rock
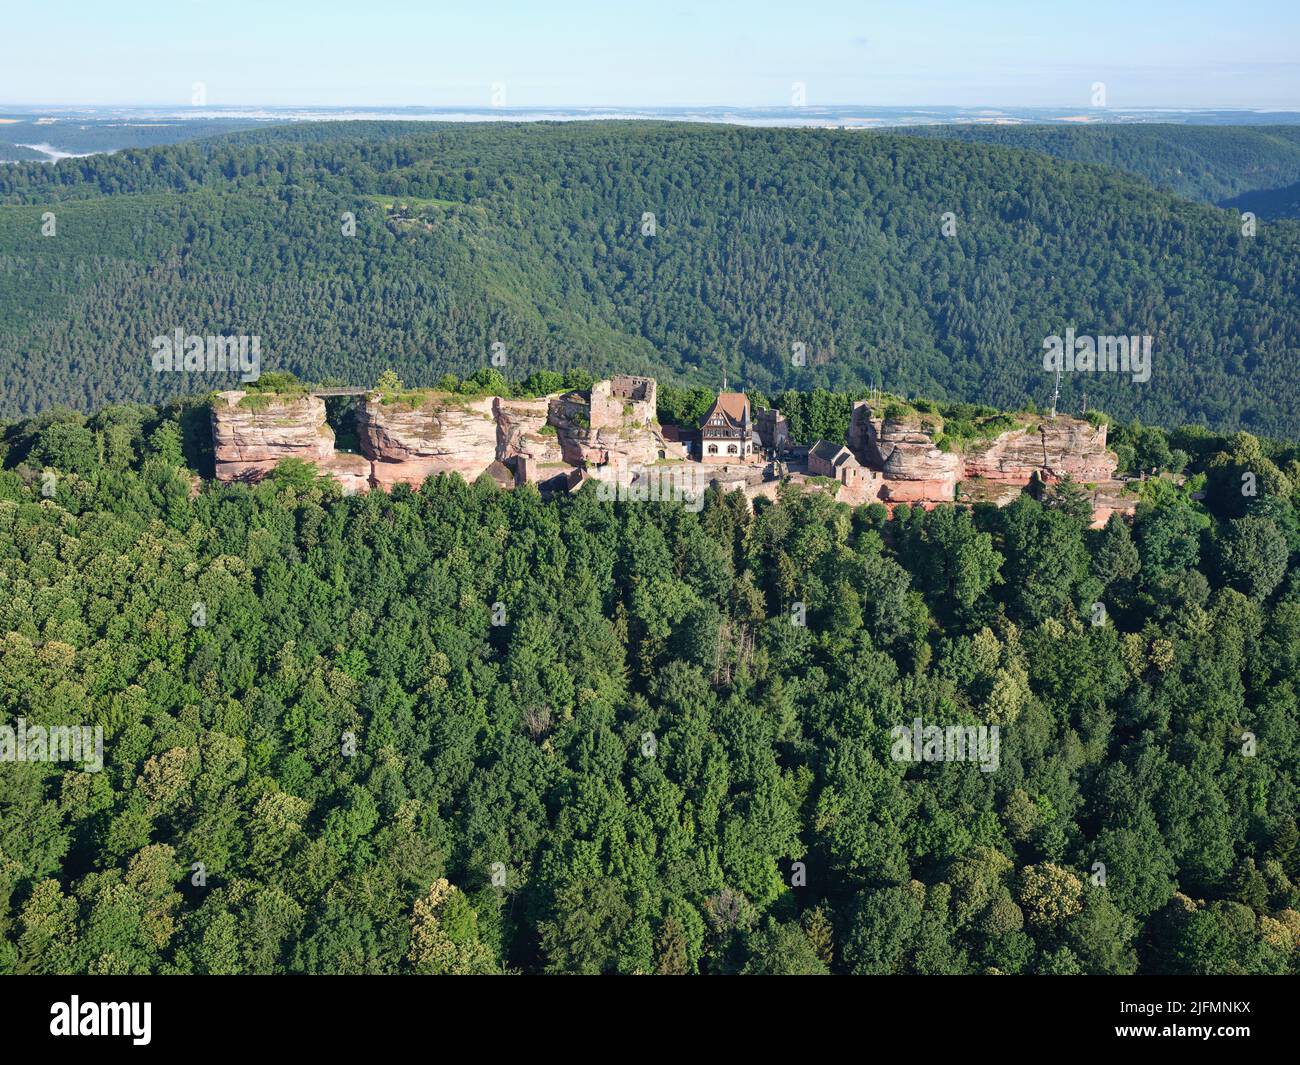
[549,383,673,469]
[494,396,566,473]
[209,382,1139,523]
[358,393,498,487]
[879,477,958,503]
[849,406,962,499]
[963,416,1116,484]
[1084,480,1139,529]
[318,453,372,495]
[957,478,1024,508]
[211,391,338,483]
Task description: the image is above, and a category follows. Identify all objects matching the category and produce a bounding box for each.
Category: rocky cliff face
[358,394,499,489]
[494,397,566,467]
[211,391,339,484]
[849,405,963,502]
[963,417,1116,484]
[845,401,1130,524]
[211,383,1134,525]
[1084,482,1139,529]
[213,380,678,493]
[357,382,670,487]
[316,453,372,495]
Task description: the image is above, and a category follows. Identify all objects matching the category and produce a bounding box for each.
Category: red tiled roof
[701,391,750,429]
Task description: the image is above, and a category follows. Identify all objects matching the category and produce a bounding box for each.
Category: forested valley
[2,121,1299,436]
[897,123,1300,209]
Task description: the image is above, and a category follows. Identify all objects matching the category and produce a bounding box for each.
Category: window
[707,444,718,455]
[727,444,738,455]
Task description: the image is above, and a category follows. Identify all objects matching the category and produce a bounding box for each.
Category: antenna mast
[1049,366,1061,419]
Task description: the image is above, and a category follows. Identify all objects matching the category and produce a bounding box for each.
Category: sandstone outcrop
[209,380,1137,528]
[844,401,1131,525]
[212,381,681,492]
[1082,481,1139,529]
[494,397,566,467]
[358,379,675,487]
[359,394,499,489]
[211,391,338,484]
[849,404,963,502]
[317,453,373,495]
[963,416,1116,484]
[956,478,1025,508]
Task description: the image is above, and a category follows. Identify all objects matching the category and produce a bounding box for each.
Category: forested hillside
[0,115,267,163]
[1,393,1298,974]
[2,122,1299,435]
[1225,179,1300,222]
[896,123,1300,208]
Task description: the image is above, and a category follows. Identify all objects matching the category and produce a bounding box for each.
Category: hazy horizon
[4,1,1297,111]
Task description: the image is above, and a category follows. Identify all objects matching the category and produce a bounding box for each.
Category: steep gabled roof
[701,391,751,430]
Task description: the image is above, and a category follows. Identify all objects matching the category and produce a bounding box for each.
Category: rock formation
[959,416,1133,527]
[849,403,963,502]
[210,391,339,484]
[963,417,1116,484]
[212,377,679,492]
[548,376,677,470]
[843,400,1135,525]
[209,380,1138,527]
[358,394,499,490]
[494,397,566,467]
[1084,481,1140,530]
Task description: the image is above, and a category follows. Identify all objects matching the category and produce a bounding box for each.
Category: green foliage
[2,122,1300,439]
[0,391,1297,975]
[899,123,1300,205]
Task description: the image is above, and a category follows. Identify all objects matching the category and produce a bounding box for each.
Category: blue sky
[3,0,1297,108]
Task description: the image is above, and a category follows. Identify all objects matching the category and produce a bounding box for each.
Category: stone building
[699,391,756,462]
[807,440,875,491]
[755,407,790,454]
[591,374,658,429]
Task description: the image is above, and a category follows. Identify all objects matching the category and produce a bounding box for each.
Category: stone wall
[547,385,676,470]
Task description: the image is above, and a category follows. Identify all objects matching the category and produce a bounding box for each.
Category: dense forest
[1226,179,1300,223]
[897,123,1300,209]
[1,389,1298,975]
[2,121,1299,436]
[0,115,268,163]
